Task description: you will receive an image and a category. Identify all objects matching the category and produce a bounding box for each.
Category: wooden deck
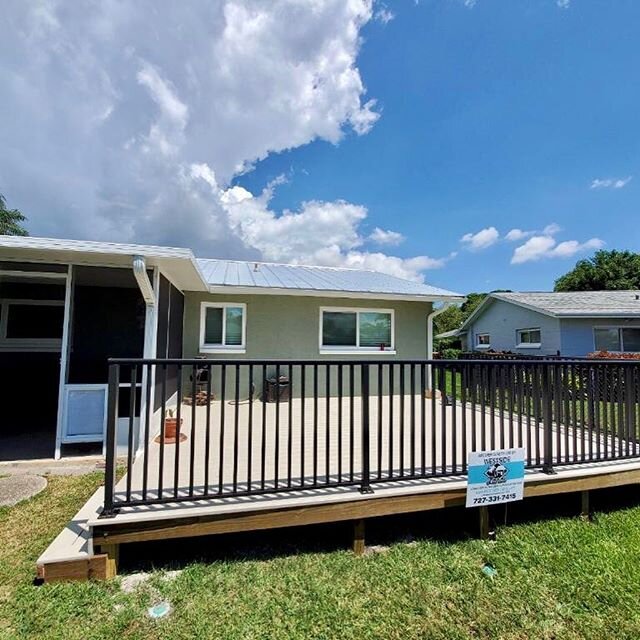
[36,394,640,581]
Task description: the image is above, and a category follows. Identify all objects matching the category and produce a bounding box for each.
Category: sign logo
[466,448,525,508]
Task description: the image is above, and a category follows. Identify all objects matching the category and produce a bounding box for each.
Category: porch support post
[353,519,366,556]
[54,264,73,460]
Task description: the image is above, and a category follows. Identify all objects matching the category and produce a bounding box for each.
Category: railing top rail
[107,357,640,366]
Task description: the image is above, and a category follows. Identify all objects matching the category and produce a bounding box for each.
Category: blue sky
[1,0,638,294]
[237,0,640,293]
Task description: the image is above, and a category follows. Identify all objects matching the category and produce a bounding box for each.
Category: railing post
[541,364,556,475]
[360,363,374,494]
[100,362,120,517]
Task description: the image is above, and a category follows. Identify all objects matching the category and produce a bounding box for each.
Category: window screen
[5,304,64,339]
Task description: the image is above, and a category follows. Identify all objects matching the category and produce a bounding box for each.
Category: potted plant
[154,407,186,444]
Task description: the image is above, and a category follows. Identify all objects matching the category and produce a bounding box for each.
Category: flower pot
[154,416,187,444]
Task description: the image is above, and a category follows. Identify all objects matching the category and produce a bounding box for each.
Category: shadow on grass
[118,484,640,574]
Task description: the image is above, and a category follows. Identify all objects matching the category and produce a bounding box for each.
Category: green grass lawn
[3,474,640,639]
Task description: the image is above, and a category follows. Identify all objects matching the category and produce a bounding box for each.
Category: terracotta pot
[154,416,187,444]
[164,417,182,440]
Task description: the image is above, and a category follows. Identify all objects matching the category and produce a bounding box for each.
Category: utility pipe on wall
[426,302,455,390]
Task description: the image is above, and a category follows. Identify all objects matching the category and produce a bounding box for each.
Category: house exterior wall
[469,299,561,355]
[182,292,432,360]
[179,292,432,399]
[559,318,640,356]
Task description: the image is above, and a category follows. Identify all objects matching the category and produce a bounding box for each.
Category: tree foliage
[554,250,640,291]
[0,194,28,236]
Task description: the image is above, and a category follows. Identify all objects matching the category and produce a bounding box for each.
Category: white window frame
[475,333,491,349]
[0,298,65,352]
[319,306,396,355]
[593,325,640,353]
[516,327,542,349]
[199,302,247,354]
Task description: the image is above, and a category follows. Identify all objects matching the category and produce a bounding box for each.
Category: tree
[554,250,640,291]
[0,194,28,236]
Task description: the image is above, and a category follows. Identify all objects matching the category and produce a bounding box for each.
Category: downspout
[426,302,454,390]
[133,255,156,306]
[132,256,157,456]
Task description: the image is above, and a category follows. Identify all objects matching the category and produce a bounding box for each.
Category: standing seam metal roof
[196,259,462,298]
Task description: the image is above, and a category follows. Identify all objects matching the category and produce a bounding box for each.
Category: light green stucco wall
[182,292,433,361]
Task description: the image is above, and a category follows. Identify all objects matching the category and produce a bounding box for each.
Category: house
[0,234,462,462]
[448,291,640,356]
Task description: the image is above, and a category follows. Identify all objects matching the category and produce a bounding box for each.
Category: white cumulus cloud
[460,226,500,250]
[0,0,387,262]
[590,176,632,190]
[511,236,604,265]
[214,176,447,281]
[368,227,405,246]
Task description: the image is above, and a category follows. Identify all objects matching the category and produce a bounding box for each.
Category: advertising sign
[466,448,525,508]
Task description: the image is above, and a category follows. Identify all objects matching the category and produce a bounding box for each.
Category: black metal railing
[101,358,640,516]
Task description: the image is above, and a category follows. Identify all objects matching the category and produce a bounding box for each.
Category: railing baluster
[101,363,119,517]
[313,363,318,486]
[189,364,197,497]
[233,364,240,493]
[360,363,373,494]
[275,363,280,489]
[126,364,137,503]
[300,364,305,488]
[204,365,212,496]
[399,363,405,477]
[142,363,152,501]
[288,363,293,488]
[247,363,254,492]
[218,364,226,495]
[325,364,330,485]
[261,363,267,491]
[173,364,183,499]
[158,364,167,500]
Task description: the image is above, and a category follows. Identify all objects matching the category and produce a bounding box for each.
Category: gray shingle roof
[196,259,463,299]
[493,291,640,317]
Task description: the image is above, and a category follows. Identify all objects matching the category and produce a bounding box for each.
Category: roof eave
[205,284,464,303]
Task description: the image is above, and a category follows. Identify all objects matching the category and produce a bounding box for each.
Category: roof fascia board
[205,284,464,303]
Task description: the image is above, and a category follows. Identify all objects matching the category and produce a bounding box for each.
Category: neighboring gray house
[0,235,462,461]
[446,291,640,357]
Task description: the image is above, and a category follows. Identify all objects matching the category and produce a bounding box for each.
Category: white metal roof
[196,258,463,301]
[0,235,463,301]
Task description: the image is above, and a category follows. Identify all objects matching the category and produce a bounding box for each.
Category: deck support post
[353,519,366,556]
[580,490,591,521]
[98,543,119,578]
[479,506,490,540]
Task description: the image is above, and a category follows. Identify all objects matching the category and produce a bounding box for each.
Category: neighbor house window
[200,302,246,353]
[320,308,394,353]
[516,328,541,347]
[594,327,640,353]
[476,333,490,348]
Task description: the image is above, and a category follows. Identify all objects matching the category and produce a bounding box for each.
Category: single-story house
[443,291,640,356]
[0,235,462,461]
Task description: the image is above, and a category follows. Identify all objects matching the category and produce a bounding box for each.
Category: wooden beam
[94,489,467,546]
[96,544,119,578]
[353,519,366,556]
[92,468,640,549]
[36,554,111,583]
